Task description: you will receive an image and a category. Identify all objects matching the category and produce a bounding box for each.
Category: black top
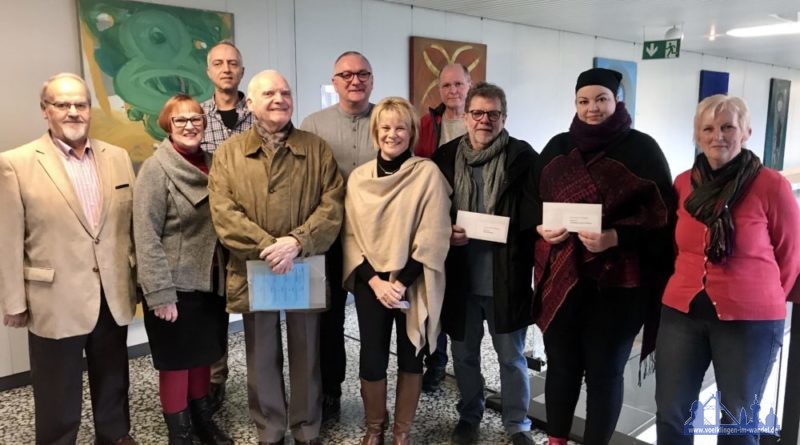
[376,149,412,177]
[218,108,238,130]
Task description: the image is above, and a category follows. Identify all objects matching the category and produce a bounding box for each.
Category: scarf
[684,149,762,263]
[453,129,508,214]
[569,101,632,153]
[342,157,452,354]
[171,139,208,174]
[255,121,293,151]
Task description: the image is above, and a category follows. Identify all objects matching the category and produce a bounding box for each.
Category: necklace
[377,163,399,175]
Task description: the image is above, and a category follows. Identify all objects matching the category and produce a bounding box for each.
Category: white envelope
[456,210,510,244]
[542,202,602,233]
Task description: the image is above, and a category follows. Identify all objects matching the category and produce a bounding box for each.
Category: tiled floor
[0,304,571,444]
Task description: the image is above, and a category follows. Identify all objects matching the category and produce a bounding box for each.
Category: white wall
[3,0,799,173]
[293,1,800,177]
[2,0,799,376]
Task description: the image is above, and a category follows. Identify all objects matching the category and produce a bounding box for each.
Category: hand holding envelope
[455,210,510,244]
[540,202,618,253]
[542,202,602,233]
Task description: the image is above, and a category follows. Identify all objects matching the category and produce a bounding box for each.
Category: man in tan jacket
[208,70,344,445]
[0,73,138,444]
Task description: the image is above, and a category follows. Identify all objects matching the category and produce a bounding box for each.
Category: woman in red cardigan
[655,94,800,445]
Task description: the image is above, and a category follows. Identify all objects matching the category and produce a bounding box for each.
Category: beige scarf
[343,157,452,354]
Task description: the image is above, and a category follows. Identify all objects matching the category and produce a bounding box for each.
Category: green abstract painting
[77,0,233,164]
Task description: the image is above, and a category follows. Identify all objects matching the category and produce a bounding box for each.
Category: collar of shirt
[244,125,307,158]
[204,90,248,116]
[335,102,374,121]
[51,133,92,160]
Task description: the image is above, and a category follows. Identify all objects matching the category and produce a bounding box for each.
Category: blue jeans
[655,305,784,445]
[451,293,531,435]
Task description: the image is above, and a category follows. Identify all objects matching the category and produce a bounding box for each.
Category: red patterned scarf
[534,144,669,332]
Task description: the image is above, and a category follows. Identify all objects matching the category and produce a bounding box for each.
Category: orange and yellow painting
[409,36,487,115]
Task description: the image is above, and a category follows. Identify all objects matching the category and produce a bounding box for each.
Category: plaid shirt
[200,92,254,153]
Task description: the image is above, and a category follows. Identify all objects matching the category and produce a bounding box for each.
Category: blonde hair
[369,97,419,151]
[694,94,751,145]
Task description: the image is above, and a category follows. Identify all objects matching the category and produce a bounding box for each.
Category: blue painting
[699,70,729,102]
[593,57,637,126]
[764,78,791,170]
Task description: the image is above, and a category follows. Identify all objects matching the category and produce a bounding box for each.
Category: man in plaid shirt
[201,41,254,154]
[200,41,254,411]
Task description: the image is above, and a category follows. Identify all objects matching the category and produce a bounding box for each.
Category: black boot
[189,395,234,445]
[163,409,194,445]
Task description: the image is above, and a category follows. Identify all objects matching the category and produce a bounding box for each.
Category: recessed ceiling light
[727,21,800,37]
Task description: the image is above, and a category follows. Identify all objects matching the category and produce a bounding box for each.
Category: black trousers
[28,293,130,445]
[354,276,424,381]
[542,279,644,445]
[320,236,347,397]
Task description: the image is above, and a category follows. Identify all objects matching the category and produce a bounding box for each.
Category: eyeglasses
[468,109,503,122]
[333,71,372,82]
[171,115,205,128]
[45,101,90,112]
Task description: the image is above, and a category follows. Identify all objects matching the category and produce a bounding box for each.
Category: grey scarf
[454,129,508,214]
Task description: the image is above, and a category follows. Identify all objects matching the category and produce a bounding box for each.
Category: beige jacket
[0,134,137,339]
[208,126,344,313]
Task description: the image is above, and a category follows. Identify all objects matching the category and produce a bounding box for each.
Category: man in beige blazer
[0,73,138,445]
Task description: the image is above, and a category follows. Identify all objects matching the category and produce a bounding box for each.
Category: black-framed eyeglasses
[468,109,503,122]
[334,70,372,82]
[171,115,205,128]
[45,101,90,112]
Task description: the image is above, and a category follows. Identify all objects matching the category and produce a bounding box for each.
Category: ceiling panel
[389,0,800,69]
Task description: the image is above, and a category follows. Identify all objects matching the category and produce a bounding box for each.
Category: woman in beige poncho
[342,97,452,445]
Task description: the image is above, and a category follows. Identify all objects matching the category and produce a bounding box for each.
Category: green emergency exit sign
[642,39,681,59]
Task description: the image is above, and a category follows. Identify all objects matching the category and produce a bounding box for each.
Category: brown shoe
[392,372,422,445]
[360,378,387,445]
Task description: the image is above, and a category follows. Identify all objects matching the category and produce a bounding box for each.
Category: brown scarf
[684,149,761,263]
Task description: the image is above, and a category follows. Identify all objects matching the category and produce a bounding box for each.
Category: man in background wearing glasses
[432,82,538,445]
[0,73,138,445]
[299,50,375,423]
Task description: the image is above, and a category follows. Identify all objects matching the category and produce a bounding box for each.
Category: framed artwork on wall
[76,0,233,166]
[764,78,791,170]
[593,57,637,125]
[698,70,729,102]
[410,36,486,116]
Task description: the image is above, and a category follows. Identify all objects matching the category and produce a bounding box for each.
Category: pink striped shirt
[52,136,102,231]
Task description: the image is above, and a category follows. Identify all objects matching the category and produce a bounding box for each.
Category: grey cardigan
[133,138,225,308]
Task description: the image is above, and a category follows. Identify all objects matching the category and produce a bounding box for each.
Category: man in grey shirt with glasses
[299,50,376,423]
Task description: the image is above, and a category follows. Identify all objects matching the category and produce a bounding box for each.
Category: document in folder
[247,255,327,311]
